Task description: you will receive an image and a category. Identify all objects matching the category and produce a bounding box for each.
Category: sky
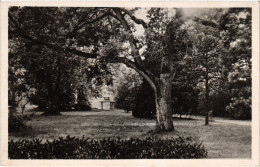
[133,8,203,37]
[134,8,202,21]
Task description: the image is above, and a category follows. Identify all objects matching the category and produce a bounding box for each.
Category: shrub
[132,81,156,119]
[75,88,92,111]
[227,70,251,120]
[211,92,231,117]
[226,96,251,120]
[172,85,200,118]
[75,101,91,111]
[9,136,207,159]
[8,112,31,133]
[114,82,137,112]
[76,104,91,111]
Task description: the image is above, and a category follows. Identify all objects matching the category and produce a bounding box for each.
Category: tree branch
[9,12,98,58]
[193,16,218,28]
[112,8,144,66]
[116,8,148,28]
[108,57,157,93]
[67,11,112,37]
[9,30,97,58]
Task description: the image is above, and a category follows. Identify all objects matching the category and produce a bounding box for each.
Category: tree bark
[155,73,174,131]
[152,20,177,131]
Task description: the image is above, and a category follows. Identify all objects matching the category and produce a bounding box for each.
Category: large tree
[9,7,187,131]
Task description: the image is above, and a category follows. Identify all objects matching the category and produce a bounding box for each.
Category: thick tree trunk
[112,11,176,131]
[155,73,174,131]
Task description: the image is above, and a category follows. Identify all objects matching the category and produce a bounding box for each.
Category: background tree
[192,8,252,120]
[172,84,200,119]
[187,34,221,125]
[219,8,252,119]
[8,7,112,115]
[8,47,33,114]
[113,66,141,112]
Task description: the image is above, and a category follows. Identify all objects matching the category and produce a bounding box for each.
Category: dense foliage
[115,80,155,118]
[222,9,252,119]
[9,136,207,159]
[8,112,31,132]
[172,85,200,118]
[114,81,137,112]
[8,7,112,115]
[115,80,199,119]
[114,8,251,121]
[132,81,156,119]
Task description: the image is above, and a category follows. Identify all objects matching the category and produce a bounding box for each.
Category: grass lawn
[9,110,251,159]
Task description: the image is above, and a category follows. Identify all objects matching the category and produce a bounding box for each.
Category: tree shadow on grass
[172,116,196,121]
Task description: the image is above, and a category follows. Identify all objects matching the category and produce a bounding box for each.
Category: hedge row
[9,136,207,159]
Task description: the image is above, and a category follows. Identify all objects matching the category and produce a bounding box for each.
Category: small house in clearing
[100,97,115,110]
[89,86,115,110]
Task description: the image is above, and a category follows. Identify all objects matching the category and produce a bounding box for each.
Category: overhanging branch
[112,8,144,66]
[67,11,112,37]
[108,57,157,92]
[9,30,97,58]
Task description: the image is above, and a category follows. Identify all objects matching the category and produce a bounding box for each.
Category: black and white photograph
[0,1,259,166]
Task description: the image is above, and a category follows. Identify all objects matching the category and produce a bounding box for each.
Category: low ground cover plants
[9,136,207,159]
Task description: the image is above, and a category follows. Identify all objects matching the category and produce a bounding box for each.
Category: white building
[100,97,115,110]
[89,86,115,110]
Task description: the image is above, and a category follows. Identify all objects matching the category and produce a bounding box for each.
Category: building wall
[89,97,104,109]
[101,101,111,110]
[89,87,115,109]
